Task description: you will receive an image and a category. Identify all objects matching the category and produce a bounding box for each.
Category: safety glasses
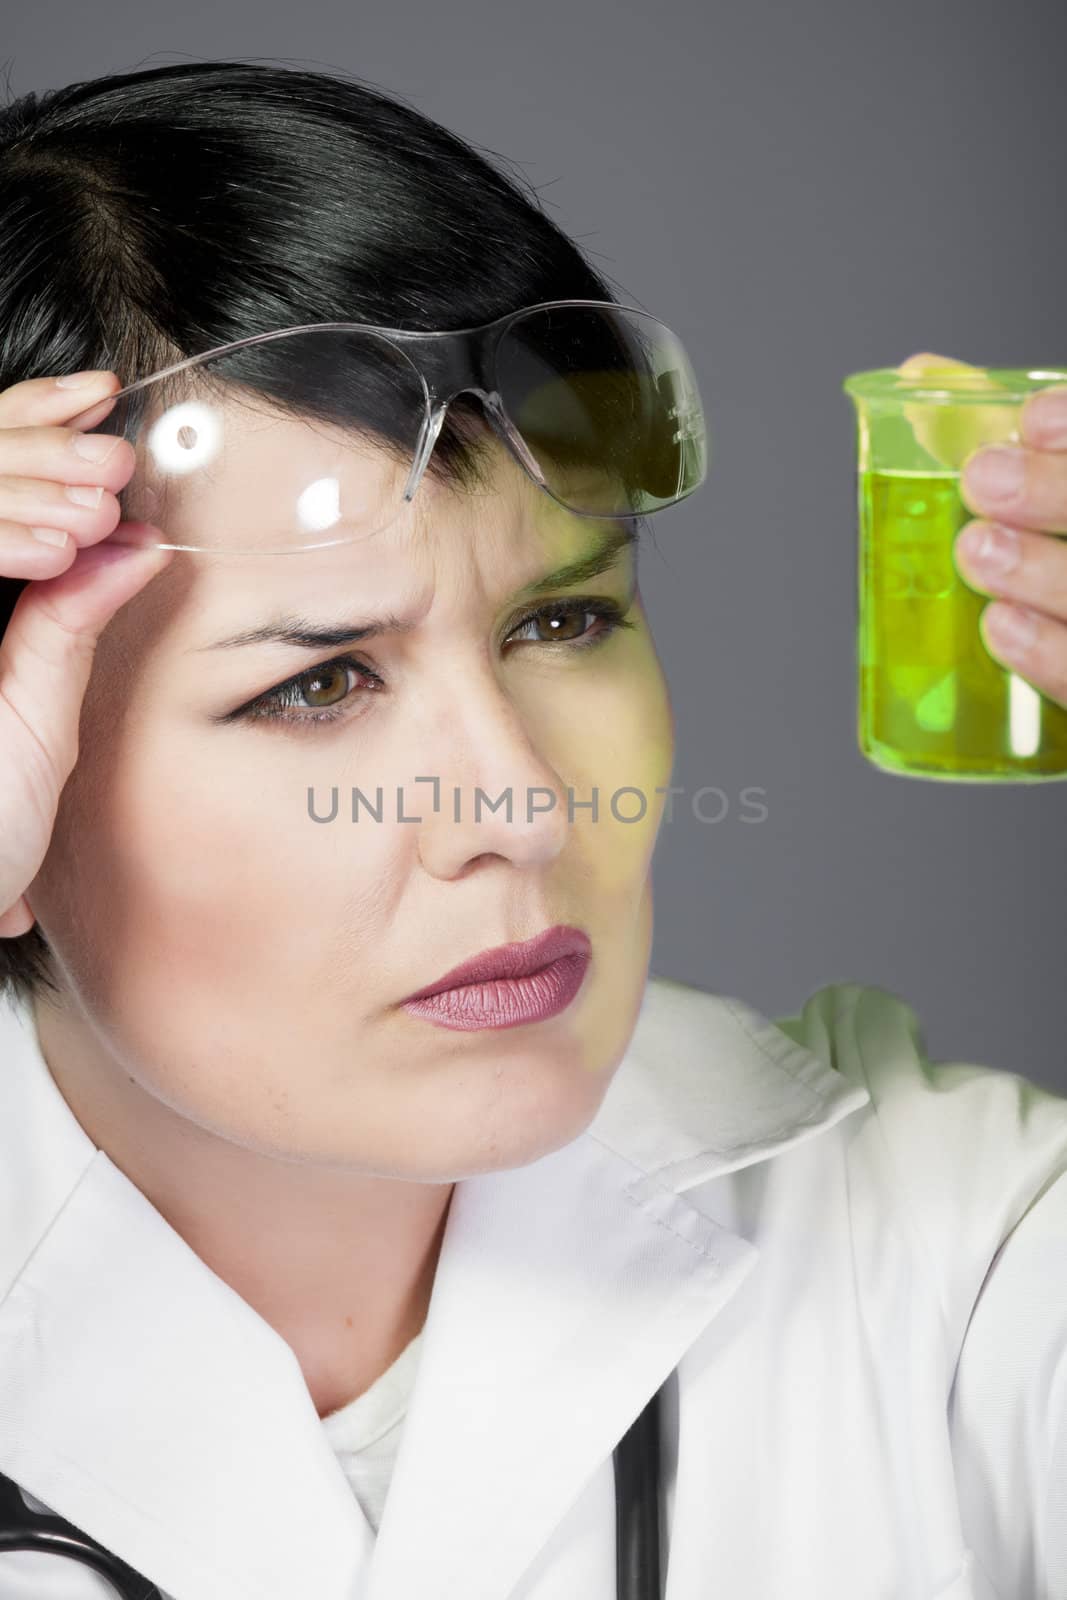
[68,299,708,555]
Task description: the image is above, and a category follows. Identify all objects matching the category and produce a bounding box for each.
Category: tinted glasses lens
[492,304,707,518]
[69,328,429,555]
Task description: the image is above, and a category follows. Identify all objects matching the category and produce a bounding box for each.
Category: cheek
[41,722,405,1015]
[550,635,674,887]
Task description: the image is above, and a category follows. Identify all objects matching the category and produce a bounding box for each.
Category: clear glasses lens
[493,303,707,518]
[68,308,706,556]
[73,328,429,555]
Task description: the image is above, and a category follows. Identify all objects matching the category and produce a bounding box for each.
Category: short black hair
[0,57,630,1007]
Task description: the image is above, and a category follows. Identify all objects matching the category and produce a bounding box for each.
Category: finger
[0,423,134,537]
[0,519,80,576]
[0,370,120,431]
[0,508,162,579]
[0,482,128,575]
[960,442,1067,534]
[0,420,132,492]
[897,351,975,377]
[978,600,1067,710]
[896,353,1023,470]
[0,535,173,788]
[0,372,134,566]
[1018,384,1067,454]
[0,895,34,938]
[953,520,1067,625]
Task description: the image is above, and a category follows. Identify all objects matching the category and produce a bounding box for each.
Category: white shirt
[321,1327,424,1534]
[0,971,1065,1599]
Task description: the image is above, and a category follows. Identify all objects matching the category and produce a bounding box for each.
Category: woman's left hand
[900,353,1067,709]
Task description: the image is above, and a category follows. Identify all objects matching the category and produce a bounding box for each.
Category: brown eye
[301,662,351,708]
[532,608,587,643]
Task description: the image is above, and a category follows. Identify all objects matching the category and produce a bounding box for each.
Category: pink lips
[401,924,592,1032]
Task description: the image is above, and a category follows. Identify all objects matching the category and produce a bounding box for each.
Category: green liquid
[859,469,1067,780]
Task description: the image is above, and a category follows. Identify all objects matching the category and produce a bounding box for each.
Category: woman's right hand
[0,371,174,938]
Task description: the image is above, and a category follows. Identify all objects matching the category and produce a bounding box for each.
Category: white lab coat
[0,972,1065,1600]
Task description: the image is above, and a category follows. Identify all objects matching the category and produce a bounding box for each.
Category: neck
[31,993,455,1419]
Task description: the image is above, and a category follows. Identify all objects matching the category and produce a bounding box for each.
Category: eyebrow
[194,523,639,653]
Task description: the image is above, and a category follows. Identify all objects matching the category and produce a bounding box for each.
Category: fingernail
[962,446,1025,504]
[985,603,1037,655]
[30,526,69,547]
[55,371,104,389]
[71,433,121,463]
[957,522,1020,575]
[65,485,105,507]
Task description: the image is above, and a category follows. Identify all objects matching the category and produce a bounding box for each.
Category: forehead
[130,391,438,554]
[119,400,633,650]
[132,388,589,537]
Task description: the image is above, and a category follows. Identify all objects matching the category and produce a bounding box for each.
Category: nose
[412,676,572,880]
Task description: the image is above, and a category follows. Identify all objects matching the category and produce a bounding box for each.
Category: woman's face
[27,406,675,1182]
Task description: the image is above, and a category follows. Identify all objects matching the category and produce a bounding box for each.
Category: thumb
[0,532,173,923]
[895,352,1022,469]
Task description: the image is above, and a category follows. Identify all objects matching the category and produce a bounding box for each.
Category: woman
[0,59,1065,1600]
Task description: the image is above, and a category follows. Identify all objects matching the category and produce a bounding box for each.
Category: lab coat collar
[0,974,871,1600]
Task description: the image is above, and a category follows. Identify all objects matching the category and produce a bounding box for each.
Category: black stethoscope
[0,1381,664,1599]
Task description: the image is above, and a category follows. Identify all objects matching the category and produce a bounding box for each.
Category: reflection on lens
[147,401,222,477]
[493,304,707,518]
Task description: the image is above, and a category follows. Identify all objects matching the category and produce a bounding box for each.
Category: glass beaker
[843,361,1067,782]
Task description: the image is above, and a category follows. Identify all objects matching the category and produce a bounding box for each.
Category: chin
[447,1052,617,1179]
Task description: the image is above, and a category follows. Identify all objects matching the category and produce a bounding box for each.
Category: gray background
[4,0,1065,1089]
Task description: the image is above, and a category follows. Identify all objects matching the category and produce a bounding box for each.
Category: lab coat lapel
[0,974,871,1600]
[0,993,374,1600]
[364,975,872,1600]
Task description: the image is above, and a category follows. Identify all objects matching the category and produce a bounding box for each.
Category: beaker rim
[842,366,1067,403]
